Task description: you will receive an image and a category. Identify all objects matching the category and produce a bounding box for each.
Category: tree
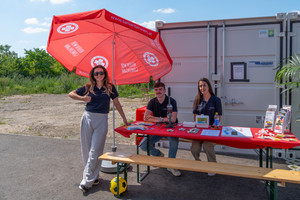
[275,53,300,122]
[0,44,19,77]
[23,48,69,77]
[24,48,53,76]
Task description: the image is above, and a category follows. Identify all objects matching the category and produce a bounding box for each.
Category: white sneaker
[208,173,216,176]
[167,168,181,176]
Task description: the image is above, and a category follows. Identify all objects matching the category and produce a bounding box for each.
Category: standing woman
[69,65,128,193]
[190,77,222,176]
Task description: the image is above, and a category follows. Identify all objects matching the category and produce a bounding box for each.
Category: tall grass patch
[0,74,88,96]
[0,73,155,98]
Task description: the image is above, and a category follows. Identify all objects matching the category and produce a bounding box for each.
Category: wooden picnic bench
[99,152,300,199]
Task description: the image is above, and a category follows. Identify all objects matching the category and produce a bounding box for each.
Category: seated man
[139,82,181,177]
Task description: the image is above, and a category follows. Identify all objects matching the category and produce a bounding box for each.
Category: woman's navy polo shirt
[75,84,118,114]
[193,95,222,125]
[147,94,178,123]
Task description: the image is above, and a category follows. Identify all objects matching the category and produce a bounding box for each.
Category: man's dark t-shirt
[147,94,178,123]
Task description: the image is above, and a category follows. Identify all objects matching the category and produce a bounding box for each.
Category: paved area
[0,133,299,200]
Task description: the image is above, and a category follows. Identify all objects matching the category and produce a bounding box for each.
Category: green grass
[0,73,155,98]
[0,121,5,125]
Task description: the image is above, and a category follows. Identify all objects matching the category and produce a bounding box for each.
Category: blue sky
[1,0,299,57]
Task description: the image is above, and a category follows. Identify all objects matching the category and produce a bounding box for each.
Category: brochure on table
[201,130,220,137]
[221,126,253,138]
[263,104,292,134]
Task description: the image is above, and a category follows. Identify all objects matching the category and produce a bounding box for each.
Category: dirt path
[0,94,148,144]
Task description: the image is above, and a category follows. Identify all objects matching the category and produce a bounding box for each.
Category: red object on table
[136,106,147,121]
[116,121,300,150]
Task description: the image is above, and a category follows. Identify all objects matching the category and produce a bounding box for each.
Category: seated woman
[190,77,222,176]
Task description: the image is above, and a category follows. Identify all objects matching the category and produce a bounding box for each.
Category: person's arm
[68,90,91,103]
[113,97,129,126]
[144,109,177,123]
[193,114,197,121]
[170,111,177,123]
[144,109,159,122]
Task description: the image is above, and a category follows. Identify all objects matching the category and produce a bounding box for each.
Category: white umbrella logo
[57,23,79,34]
[91,56,109,68]
[144,52,159,67]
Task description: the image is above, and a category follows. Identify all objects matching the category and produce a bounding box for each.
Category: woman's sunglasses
[93,71,104,76]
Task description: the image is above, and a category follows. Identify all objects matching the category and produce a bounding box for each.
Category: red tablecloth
[114,121,300,149]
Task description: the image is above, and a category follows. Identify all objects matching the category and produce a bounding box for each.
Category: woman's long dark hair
[85,65,112,96]
[194,78,215,110]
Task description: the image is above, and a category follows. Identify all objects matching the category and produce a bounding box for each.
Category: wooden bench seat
[99,152,300,185]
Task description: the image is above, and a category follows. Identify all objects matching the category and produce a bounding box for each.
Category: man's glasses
[93,71,104,76]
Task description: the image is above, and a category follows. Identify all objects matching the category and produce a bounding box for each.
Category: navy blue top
[75,84,118,114]
[147,94,178,123]
[193,95,222,125]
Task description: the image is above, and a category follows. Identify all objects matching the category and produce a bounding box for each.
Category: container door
[160,27,215,122]
[290,21,300,139]
[220,22,283,128]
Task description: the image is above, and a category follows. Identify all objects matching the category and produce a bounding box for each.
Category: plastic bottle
[214,112,219,130]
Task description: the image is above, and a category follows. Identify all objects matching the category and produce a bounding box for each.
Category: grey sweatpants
[80,111,108,188]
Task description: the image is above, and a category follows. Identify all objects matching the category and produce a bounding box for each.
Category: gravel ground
[0,94,148,144]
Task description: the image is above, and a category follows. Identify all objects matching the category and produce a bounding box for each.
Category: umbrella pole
[111,39,117,152]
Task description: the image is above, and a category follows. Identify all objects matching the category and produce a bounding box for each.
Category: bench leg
[136,134,140,183]
[268,148,277,200]
[117,162,120,198]
[265,147,269,187]
[115,162,130,198]
[260,147,277,200]
[259,148,263,167]
[266,180,278,200]
[270,147,273,169]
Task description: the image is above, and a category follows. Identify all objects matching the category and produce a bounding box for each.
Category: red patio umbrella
[47,9,173,151]
[47,9,172,85]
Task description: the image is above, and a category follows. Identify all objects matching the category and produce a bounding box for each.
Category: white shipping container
[156,12,300,155]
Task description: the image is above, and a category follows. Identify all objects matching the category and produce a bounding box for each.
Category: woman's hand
[123,118,129,126]
[83,92,91,103]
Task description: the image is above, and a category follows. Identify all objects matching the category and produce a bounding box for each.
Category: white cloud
[139,20,165,30]
[24,18,51,27]
[18,40,31,43]
[25,18,39,25]
[44,17,52,21]
[39,45,47,50]
[22,27,49,34]
[40,22,51,26]
[140,21,156,30]
[153,8,175,14]
[50,0,72,4]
